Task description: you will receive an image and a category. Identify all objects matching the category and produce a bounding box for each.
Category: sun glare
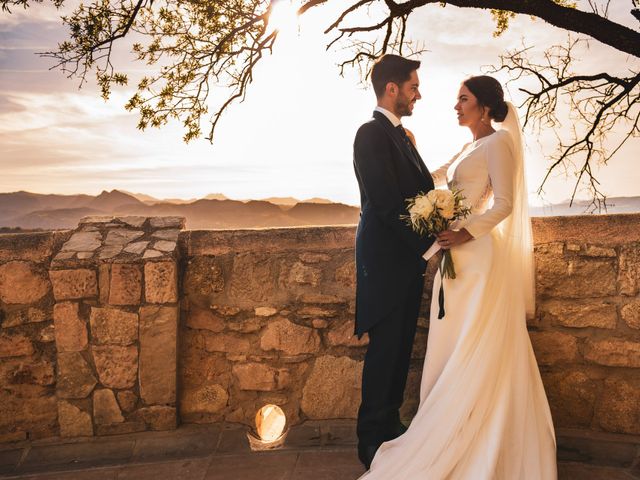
[267,0,300,34]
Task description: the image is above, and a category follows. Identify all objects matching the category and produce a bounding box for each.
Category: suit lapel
[373,111,427,178]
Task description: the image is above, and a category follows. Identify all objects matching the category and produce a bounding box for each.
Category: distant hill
[0,190,360,230]
[2,190,638,231]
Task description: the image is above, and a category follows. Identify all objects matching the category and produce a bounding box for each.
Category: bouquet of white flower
[403,188,471,279]
[402,188,471,319]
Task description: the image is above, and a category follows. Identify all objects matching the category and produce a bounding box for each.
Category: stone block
[0,333,34,358]
[116,216,147,228]
[37,324,55,343]
[61,231,102,252]
[92,345,138,389]
[124,241,149,254]
[117,390,138,413]
[621,301,640,329]
[226,317,262,333]
[536,255,616,298]
[153,240,176,252]
[143,249,163,259]
[57,351,97,399]
[144,261,178,304]
[50,269,97,300]
[204,333,251,353]
[139,305,177,405]
[0,261,50,304]
[150,216,185,229]
[232,363,277,391]
[541,370,598,428]
[98,264,110,304]
[287,262,321,287]
[230,253,277,303]
[136,406,176,430]
[104,229,143,246]
[152,229,180,241]
[57,400,93,437]
[53,302,88,352]
[89,307,138,345]
[618,243,640,296]
[1,307,48,328]
[584,339,640,367]
[185,308,225,332]
[184,257,225,297]
[0,357,55,386]
[108,264,142,305]
[595,377,640,434]
[98,245,122,259]
[540,301,617,329]
[255,307,277,317]
[582,245,616,257]
[180,384,229,415]
[529,331,579,365]
[93,389,124,425]
[335,262,356,288]
[299,253,331,263]
[326,320,368,347]
[260,318,321,355]
[297,306,337,318]
[301,355,362,419]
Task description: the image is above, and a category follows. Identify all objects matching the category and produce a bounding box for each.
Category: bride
[358,75,557,479]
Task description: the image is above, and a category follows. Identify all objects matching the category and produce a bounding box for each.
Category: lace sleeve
[464,132,515,238]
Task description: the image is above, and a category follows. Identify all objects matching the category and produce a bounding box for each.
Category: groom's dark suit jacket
[353,110,436,336]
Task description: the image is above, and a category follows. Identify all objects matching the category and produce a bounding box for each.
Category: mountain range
[0,190,360,230]
[1,190,638,232]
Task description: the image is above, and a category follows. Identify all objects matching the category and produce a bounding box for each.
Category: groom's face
[394,70,421,117]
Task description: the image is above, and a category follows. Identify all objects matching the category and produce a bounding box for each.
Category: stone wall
[1,213,639,444]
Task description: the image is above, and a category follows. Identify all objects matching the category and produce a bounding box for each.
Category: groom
[353,54,436,469]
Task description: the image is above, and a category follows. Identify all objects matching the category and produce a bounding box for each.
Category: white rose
[411,195,434,219]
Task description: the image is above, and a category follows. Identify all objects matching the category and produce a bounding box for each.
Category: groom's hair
[371,54,421,99]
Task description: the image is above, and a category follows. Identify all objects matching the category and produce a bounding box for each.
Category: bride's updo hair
[463,75,508,122]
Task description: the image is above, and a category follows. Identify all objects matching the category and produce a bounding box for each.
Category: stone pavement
[0,422,638,480]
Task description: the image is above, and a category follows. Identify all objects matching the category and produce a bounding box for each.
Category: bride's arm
[430,146,468,187]
[463,131,515,239]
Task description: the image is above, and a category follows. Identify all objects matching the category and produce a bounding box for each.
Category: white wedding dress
[359,105,557,480]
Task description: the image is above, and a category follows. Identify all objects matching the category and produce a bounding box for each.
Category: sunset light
[267,0,300,34]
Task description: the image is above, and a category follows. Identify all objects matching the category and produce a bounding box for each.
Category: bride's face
[455,84,485,127]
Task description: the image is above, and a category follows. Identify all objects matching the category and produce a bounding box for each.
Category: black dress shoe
[358,444,380,470]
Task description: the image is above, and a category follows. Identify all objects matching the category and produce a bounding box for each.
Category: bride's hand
[437,229,474,249]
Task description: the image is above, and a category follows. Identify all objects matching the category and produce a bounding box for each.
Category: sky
[0,0,638,206]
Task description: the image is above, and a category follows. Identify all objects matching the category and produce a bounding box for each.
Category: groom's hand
[437,228,474,249]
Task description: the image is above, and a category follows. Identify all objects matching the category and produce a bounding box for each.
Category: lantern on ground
[247,404,288,450]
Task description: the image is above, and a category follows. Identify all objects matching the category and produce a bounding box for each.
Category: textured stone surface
[229,253,275,303]
[326,320,368,347]
[584,339,640,367]
[185,308,225,332]
[89,307,138,345]
[153,240,176,252]
[618,243,640,296]
[104,229,144,246]
[152,229,180,241]
[530,331,579,365]
[61,231,102,252]
[204,333,251,353]
[108,264,142,305]
[93,388,124,425]
[143,249,163,259]
[299,252,331,263]
[260,318,321,355]
[0,357,55,386]
[144,261,178,303]
[301,356,362,419]
[287,262,321,287]
[297,306,337,318]
[184,257,225,297]
[150,216,185,229]
[57,400,93,437]
[621,301,640,329]
[181,384,229,415]
[53,302,88,352]
[2,307,48,328]
[123,241,149,254]
[0,333,34,358]
[139,305,177,405]
[335,262,356,288]
[232,363,278,391]
[117,390,138,413]
[0,261,50,304]
[57,352,97,398]
[595,377,640,434]
[50,269,97,300]
[255,307,277,317]
[98,245,123,259]
[92,345,138,389]
[542,371,598,428]
[136,406,176,430]
[536,255,616,298]
[540,301,617,329]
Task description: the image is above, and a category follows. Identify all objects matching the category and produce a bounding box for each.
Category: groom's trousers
[356,271,426,448]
